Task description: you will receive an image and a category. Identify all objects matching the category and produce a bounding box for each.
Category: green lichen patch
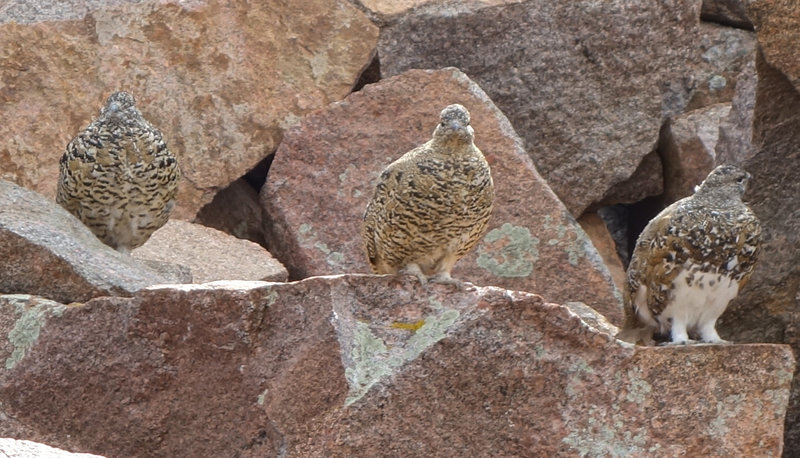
[344,321,392,406]
[4,296,66,370]
[476,223,539,277]
[343,307,462,406]
[297,223,346,269]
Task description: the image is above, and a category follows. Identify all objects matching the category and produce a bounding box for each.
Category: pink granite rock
[0,275,792,456]
[262,68,622,323]
[0,0,378,219]
[132,220,288,283]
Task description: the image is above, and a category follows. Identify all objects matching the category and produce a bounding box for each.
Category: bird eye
[736,176,747,183]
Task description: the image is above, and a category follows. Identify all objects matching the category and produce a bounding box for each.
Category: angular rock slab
[0,276,792,457]
[0,180,180,304]
[261,68,622,323]
[377,0,702,215]
[0,0,378,219]
[132,220,288,283]
[661,103,731,203]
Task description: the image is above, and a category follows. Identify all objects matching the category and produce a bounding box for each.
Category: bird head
[432,104,474,145]
[695,164,752,200]
[100,91,140,124]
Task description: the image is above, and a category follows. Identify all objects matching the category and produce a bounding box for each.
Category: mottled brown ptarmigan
[362,104,494,286]
[56,91,180,254]
[617,164,762,346]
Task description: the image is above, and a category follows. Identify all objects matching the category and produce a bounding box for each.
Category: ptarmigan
[617,164,761,345]
[56,91,180,254]
[362,104,494,285]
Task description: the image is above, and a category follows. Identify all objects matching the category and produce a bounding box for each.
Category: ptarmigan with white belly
[617,165,762,345]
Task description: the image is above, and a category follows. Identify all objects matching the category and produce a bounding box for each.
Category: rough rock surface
[661,103,731,203]
[716,59,757,165]
[194,178,265,246]
[0,180,183,303]
[745,0,800,93]
[716,50,800,455]
[0,0,378,219]
[594,150,663,208]
[377,0,702,215]
[262,68,622,323]
[0,276,792,456]
[0,438,104,458]
[686,23,755,111]
[701,0,752,30]
[133,220,288,283]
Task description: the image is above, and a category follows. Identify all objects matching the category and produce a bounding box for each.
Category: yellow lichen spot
[390,320,426,332]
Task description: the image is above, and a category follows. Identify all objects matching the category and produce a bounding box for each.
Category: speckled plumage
[618,165,762,345]
[362,104,494,285]
[56,91,180,254]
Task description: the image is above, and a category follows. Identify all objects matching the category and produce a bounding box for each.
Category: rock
[0,438,104,458]
[262,68,622,323]
[715,50,800,455]
[0,276,792,456]
[132,220,288,284]
[0,0,139,23]
[577,213,626,293]
[0,180,182,304]
[376,0,702,215]
[660,103,732,203]
[716,59,757,165]
[593,150,663,208]
[0,0,378,220]
[685,23,756,111]
[194,178,266,246]
[135,259,193,284]
[745,0,800,92]
[701,0,752,30]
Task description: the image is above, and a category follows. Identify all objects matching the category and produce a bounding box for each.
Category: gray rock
[595,150,663,208]
[378,0,702,215]
[0,180,182,303]
[716,50,800,456]
[132,220,288,283]
[715,55,756,165]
